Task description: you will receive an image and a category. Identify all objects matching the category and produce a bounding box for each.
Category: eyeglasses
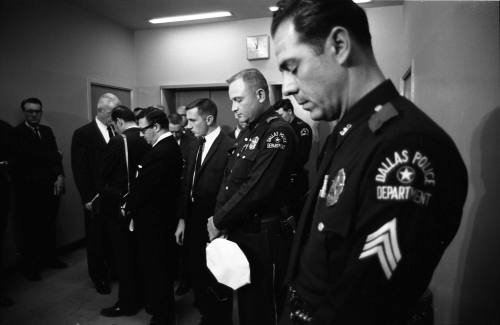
[24,109,42,114]
[140,124,155,133]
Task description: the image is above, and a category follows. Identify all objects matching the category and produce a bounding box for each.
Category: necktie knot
[199,136,206,144]
[107,125,115,139]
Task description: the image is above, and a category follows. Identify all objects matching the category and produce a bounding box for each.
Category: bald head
[96,93,120,125]
[176,105,188,127]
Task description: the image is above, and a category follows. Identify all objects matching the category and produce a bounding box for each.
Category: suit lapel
[92,120,107,146]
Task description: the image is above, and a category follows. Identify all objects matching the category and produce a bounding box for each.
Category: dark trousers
[84,209,112,285]
[187,231,232,325]
[14,182,59,271]
[232,228,291,325]
[136,220,175,322]
[106,215,140,309]
[0,175,10,293]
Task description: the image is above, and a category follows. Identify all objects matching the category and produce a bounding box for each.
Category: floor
[0,249,202,325]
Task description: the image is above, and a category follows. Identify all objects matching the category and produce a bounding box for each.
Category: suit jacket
[99,127,150,217]
[71,121,108,204]
[178,131,195,161]
[11,122,63,185]
[127,135,182,231]
[181,131,233,244]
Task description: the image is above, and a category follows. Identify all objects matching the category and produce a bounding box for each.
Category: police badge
[249,136,259,150]
[326,168,346,207]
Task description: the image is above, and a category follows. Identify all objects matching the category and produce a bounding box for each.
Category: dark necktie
[33,126,41,139]
[107,125,115,141]
[191,137,206,199]
[194,137,206,175]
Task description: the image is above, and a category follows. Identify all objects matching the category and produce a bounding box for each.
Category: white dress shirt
[153,131,172,147]
[95,117,112,143]
[201,126,220,164]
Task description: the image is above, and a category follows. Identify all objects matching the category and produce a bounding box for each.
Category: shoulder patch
[374,149,436,206]
[368,103,399,133]
[265,131,288,150]
[300,127,310,137]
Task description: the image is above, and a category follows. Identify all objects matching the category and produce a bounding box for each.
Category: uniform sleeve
[311,134,467,324]
[71,130,94,203]
[296,124,312,167]
[214,125,295,229]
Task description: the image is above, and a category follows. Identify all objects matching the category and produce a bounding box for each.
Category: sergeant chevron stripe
[359,218,401,279]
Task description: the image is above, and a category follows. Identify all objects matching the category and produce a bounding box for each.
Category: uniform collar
[249,108,277,130]
[334,80,399,137]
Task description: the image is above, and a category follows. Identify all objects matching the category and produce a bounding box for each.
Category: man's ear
[324,26,351,66]
[255,88,267,103]
[206,115,214,126]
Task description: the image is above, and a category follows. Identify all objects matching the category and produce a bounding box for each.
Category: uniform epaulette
[266,115,279,123]
[368,102,399,133]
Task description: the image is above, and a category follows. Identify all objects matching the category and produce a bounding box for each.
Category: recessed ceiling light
[149,11,232,24]
[269,6,279,12]
[353,0,372,3]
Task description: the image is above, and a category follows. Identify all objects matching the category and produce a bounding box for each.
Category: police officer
[271,1,468,324]
[207,68,297,325]
[272,98,312,223]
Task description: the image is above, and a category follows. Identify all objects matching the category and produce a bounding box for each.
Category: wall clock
[246,35,270,60]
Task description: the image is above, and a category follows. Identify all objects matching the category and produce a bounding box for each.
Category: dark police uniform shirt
[214,109,296,230]
[290,116,312,169]
[288,80,468,324]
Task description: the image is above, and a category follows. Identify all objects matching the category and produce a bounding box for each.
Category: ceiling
[63,0,403,30]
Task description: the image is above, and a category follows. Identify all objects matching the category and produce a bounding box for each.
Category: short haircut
[271,0,372,53]
[133,107,144,113]
[226,68,269,96]
[139,107,169,130]
[186,98,218,122]
[21,97,42,111]
[168,113,183,125]
[111,105,136,123]
[272,98,294,113]
[97,93,120,111]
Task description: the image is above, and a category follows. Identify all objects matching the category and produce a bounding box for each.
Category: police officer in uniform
[271,1,468,324]
[207,68,297,325]
[273,98,312,223]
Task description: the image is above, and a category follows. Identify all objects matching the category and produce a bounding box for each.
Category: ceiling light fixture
[149,11,232,24]
[353,0,372,3]
[269,6,279,12]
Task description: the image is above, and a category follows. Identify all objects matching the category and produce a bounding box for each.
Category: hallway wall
[0,0,136,265]
[401,1,500,324]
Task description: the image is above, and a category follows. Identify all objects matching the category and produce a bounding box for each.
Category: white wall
[0,0,136,262]
[134,6,404,108]
[401,1,500,324]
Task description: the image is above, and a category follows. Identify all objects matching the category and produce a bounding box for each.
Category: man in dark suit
[168,112,195,160]
[128,108,183,325]
[175,98,234,325]
[71,92,120,294]
[11,97,66,281]
[0,120,14,307]
[168,111,195,296]
[99,106,150,318]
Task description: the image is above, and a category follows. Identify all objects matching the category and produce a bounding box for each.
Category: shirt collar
[25,121,39,131]
[95,117,107,130]
[249,108,277,129]
[334,80,400,136]
[153,131,172,147]
[203,126,220,144]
